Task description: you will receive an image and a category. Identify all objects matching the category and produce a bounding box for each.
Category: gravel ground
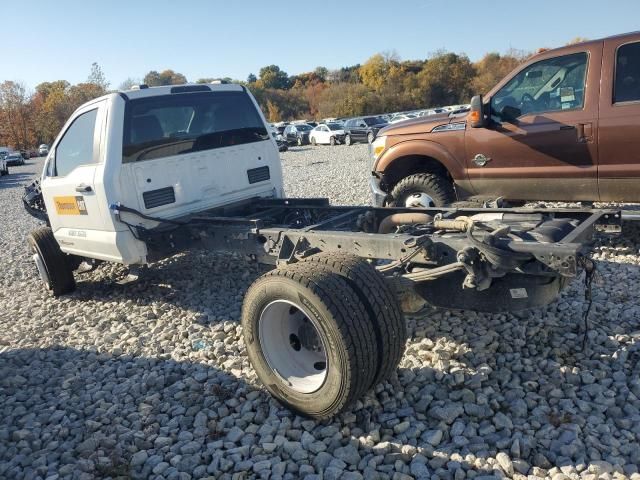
[1,149,639,480]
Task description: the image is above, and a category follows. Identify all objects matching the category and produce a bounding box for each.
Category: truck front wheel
[389,173,456,207]
[242,263,378,419]
[27,227,76,297]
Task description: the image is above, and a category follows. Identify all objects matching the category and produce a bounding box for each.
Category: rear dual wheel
[242,255,406,419]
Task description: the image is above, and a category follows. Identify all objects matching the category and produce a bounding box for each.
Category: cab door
[465,45,601,201]
[41,100,111,257]
[598,37,640,201]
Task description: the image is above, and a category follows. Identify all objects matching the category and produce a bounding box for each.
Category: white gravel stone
[1,152,639,480]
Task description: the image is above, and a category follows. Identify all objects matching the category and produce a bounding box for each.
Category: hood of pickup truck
[379,112,461,136]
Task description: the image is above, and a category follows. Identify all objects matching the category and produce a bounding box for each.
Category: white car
[389,114,416,124]
[38,144,49,156]
[309,123,346,146]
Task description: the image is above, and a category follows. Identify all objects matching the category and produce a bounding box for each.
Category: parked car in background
[389,114,416,124]
[0,147,10,159]
[269,127,289,152]
[343,116,388,145]
[370,32,640,207]
[0,155,7,176]
[5,152,25,166]
[19,149,29,160]
[38,144,49,156]
[283,123,313,146]
[309,123,346,145]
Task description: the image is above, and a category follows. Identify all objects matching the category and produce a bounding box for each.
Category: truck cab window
[123,91,269,163]
[54,109,98,177]
[491,52,588,121]
[614,42,640,103]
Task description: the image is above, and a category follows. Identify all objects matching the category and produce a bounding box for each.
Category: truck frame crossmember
[114,196,621,312]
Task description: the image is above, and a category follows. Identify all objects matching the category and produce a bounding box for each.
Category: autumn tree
[415,52,476,107]
[87,62,109,91]
[266,100,281,122]
[0,81,33,148]
[472,50,527,95]
[317,83,377,118]
[32,81,73,144]
[118,78,140,90]
[567,37,589,45]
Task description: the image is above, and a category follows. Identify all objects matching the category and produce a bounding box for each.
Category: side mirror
[468,95,487,128]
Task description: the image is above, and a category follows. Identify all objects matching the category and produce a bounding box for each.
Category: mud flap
[415,271,568,313]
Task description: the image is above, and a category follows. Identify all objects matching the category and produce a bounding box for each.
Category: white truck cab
[39,83,283,265]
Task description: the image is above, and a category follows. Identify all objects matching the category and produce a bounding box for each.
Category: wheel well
[382,155,451,190]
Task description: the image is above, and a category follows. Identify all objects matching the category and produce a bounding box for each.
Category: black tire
[367,132,374,144]
[27,227,76,296]
[242,262,378,419]
[344,134,352,146]
[310,136,317,146]
[302,252,406,387]
[330,136,336,146]
[389,173,456,207]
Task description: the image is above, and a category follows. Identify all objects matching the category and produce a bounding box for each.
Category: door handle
[75,184,92,193]
[559,125,576,131]
[575,123,592,143]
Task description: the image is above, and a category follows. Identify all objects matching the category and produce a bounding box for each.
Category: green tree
[247,73,257,83]
[143,69,187,86]
[257,65,290,90]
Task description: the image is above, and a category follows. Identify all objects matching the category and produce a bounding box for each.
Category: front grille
[247,166,270,184]
[143,187,175,209]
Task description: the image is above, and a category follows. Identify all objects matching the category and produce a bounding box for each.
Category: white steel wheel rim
[258,299,328,394]
[405,192,435,208]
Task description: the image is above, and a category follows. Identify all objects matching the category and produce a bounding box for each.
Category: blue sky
[2,0,638,90]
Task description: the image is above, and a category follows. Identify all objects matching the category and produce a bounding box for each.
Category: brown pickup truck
[370,31,640,207]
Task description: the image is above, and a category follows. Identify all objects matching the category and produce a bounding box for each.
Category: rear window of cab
[122,91,269,163]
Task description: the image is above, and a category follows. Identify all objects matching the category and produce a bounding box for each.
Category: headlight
[371,135,387,160]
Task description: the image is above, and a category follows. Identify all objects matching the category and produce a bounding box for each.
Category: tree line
[0,49,532,148]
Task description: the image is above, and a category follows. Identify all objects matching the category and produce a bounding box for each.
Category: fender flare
[374,139,466,181]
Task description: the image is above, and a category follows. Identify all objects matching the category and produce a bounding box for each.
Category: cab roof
[119,82,245,100]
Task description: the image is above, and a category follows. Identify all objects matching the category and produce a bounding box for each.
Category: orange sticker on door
[53,196,88,215]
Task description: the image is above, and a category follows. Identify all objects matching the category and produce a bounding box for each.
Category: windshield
[363,116,386,126]
[327,123,342,130]
[123,91,268,163]
[296,124,312,131]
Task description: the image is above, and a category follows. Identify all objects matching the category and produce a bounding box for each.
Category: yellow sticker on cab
[53,196,88,215]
